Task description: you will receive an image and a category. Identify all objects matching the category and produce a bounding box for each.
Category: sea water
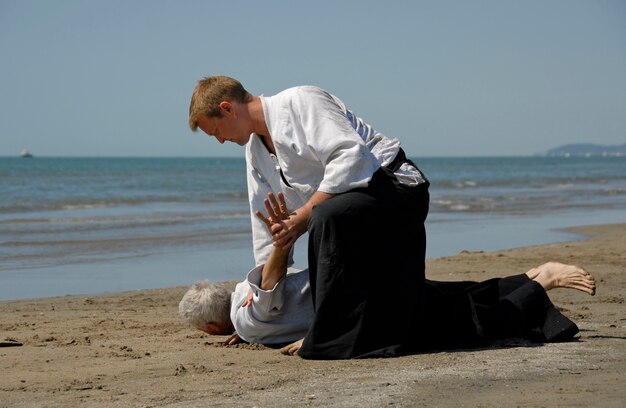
[1,156,625,300]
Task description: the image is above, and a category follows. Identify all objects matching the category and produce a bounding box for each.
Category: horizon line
[1,153,616,160]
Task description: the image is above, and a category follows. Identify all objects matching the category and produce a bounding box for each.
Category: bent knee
[308,200,340,230]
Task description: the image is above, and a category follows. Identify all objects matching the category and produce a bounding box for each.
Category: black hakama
[414,275,579,352]
[299,161,430,359]
[298,156,577,359]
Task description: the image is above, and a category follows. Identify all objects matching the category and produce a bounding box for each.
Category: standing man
[188,76,429,359]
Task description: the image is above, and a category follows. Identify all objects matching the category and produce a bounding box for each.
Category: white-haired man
[179,214,314,345]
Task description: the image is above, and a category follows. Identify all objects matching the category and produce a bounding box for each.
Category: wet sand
[1,223,624,407]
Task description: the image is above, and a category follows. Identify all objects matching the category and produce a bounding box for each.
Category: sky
[1,0,625,158]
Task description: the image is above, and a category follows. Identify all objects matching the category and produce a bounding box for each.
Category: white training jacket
[246,86,424,265]
[230,265,314,345]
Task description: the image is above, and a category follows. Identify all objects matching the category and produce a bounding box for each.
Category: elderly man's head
[178,280,234,335]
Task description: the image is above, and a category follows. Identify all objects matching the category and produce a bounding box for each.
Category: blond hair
[188,75,252,131]
[178,280,231,330]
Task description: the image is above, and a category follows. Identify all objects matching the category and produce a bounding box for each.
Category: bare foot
[525,266,541,280]
[280,339,303,356]
[529,262,596,295]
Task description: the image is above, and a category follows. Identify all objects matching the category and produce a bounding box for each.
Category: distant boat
[20,149,33,158]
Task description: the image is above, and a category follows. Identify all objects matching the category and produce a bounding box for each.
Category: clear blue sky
[1,0,625,157]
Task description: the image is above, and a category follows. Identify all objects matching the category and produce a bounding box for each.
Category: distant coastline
[540,143,626,157]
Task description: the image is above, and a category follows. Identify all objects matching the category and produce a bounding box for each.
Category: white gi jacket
[230,266,314,345]
[246,86,425,265]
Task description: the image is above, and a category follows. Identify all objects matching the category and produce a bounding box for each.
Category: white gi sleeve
[292,87,381,194]
[230,265,297,344]
[246,147,274,266]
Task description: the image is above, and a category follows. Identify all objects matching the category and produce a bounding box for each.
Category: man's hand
[269,211,308,249]
[270,191,334,249]
[225,332,245,346]
[255,192,289,227]
[255,192,300,250]
[255,190,334,249]
[241,289,253,308]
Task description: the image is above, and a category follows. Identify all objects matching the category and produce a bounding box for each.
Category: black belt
[384,148,429,186]
[386,148,410,172]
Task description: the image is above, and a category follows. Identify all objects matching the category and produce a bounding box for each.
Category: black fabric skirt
[297,156,578,360]
[299,165,430,359]
[412,275,579,353]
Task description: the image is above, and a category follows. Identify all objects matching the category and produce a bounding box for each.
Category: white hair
[178,280,232,330]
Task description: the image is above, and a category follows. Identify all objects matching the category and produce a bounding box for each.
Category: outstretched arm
[259,243,291,290]
[255,192,296,290]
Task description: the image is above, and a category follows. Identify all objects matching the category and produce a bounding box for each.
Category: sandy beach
[1,222,624,407]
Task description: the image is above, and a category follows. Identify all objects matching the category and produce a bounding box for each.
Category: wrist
[292,209,310,235]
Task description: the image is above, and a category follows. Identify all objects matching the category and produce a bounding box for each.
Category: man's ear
[205,322,222,335]
[219,101,233,114]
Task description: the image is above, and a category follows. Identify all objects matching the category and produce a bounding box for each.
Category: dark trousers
[413,275,579,351]
[298,163,576,358]
[299,166,430,359]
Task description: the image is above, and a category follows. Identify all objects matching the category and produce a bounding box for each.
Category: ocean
[1,156,625,300]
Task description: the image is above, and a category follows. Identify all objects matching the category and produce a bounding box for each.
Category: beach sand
[1,223,624,407]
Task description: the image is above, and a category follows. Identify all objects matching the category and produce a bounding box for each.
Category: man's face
[197,102,251,146]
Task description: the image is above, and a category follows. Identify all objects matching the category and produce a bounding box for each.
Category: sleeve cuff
[246,265,286,312]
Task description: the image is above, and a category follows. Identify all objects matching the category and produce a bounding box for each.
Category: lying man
[179,193,596,357]
[179,242,313,346]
